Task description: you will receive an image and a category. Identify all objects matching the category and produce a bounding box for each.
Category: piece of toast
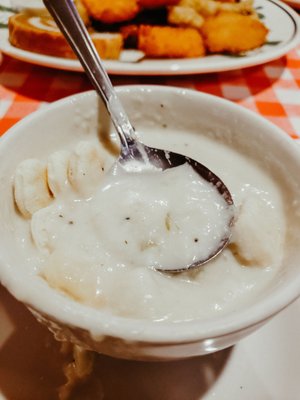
[8,11,123,60]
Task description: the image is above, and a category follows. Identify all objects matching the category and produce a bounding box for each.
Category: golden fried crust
[139,0,179,8]
[201,12,268,54]
[9,13,75,58]
[138,25,205,58]
[81,0,140,23]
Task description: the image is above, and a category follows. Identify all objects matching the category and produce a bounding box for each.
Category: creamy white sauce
[14,129,286,322]
[32,162,232,271]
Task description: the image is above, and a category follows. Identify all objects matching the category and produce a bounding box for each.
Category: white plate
[1,283,300,399]
[0,0,299,75]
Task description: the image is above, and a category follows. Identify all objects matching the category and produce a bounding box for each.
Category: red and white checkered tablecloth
[0,46,300,138]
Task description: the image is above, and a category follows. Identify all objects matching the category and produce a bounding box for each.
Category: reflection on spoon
[42,0,234,272]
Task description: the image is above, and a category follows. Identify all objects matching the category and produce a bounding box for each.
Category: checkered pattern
[0,47,300,138]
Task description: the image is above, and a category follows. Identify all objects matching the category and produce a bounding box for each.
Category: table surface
[1,43,300,400]
[0,46,300,139]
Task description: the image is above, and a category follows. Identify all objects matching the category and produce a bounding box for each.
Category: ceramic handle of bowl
[42,0,136,150]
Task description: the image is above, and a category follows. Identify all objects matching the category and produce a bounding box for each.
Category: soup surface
[13,127,286,322]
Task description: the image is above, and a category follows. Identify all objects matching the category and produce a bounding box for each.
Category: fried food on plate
[139,0,179,8]
[138,25,205,58]
[91,32,123,60]
[201,12,268,53]
[8,0,269,61]
[81,0,140,23]
[8,12,123,59]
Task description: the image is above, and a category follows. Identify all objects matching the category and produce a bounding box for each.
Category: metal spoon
[42,0,234,272]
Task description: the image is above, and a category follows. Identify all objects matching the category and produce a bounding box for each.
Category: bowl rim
[1,84,300,344]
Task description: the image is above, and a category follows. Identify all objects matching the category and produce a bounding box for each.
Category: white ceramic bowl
[1,86,300,361]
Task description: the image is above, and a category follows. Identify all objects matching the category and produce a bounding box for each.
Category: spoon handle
[43,0,136,150]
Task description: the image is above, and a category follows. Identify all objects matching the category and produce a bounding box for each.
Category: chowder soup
[12,125,285,322]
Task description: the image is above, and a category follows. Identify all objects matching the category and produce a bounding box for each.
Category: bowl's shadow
[0,284,233,400]
[93,348,232,400]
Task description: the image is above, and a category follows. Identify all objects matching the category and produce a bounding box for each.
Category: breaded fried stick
[81,0,139,23]
[138,25,205,58]
[201,12,268,54]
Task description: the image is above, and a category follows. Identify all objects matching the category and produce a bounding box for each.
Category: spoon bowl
[118,142,234,271]
[43,0,234,271]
